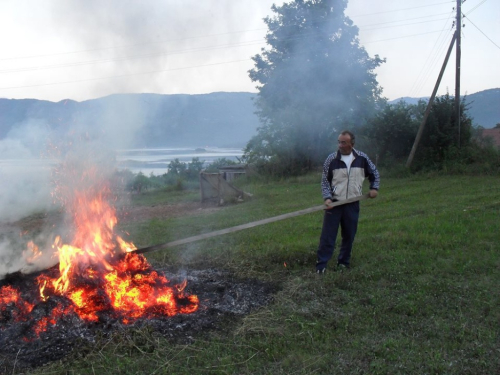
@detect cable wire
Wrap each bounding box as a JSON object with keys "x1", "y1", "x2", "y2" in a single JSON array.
[
  {"x1": 0, "y1": 1, "x2": 482, "y2": 94},
  {"x1": 463, "y1": 14, "x2": 500, "y2": 49},
  {"x1": 1, "y1": 1, "x2": 457, "y2": 63},
  {"x1": 0, "y1": 59, "x2": 252, "y2": 91},
  {"x1": 408, "y1": 10, "x2": 456, "y2": 97},
  {"x1": 0, "y1": 16, "x2": 457, "y2": 75}
]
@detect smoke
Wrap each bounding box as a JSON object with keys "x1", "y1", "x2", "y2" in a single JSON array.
[
  {"x1": 0, "y1": 233, "x2": 60, "y2": 279},
  {"x1": 0, "y1": 120, "x2": 55, "y2": 223},
  {"x1": 0, "y1": 112, "x2": 131, "y2": 278},
  {"x1": 36, "y1": 0, "x2": 279, "y2": 100}
]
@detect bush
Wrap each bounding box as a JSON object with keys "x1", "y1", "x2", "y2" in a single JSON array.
[
  {"x1": 121, "y1": 158, "x2": 207, "y2": 193},
  {"x1": 204, "y1": 158, "x2": 238, "y2": 172}
]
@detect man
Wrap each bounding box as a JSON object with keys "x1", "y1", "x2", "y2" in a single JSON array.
[{"x1": 316, "y1": 130, "x2": 379, "y2": 274}]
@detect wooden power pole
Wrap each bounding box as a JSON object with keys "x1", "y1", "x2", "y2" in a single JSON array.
[{"x1": 456, "y1": 0, "x2": 462, "y2": 148}]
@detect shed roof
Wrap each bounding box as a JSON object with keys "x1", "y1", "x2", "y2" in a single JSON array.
[{"x1": 218, "y1": 164, "x2": 247, "y2": 171}]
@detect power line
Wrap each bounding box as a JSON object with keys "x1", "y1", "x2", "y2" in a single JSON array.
[
  {"x1": 0, "y1": 59, "x2": 252, "y2": 91},
  {"x1": 0, "y1": 16, "x2": 456, "y2": 76},
  {"x1": 0, "y1": 27, "x2": 456, "y2": 92},
  {"x1": 348, "y1": 1, "x2": 454, "y2": 17},
  {"x1": 363, "y1": 29, "x2": 452, "y2": 45},
  {"x1": 0, "y1": 2, "x2": 456, "y2": 64},
  {"x1": 363, "y1": 16, "x2": 451, "y2": 31},
  {"x1": 0, "y1": 28, "x2": 267, "y2": 62},
  {"x1": 408, "y1": 10, "x2": 456, "y2": 97},
  {"x1": 0, "y1": 40, "x2": 264, "y2": 74},
  {"x1": 359, "y1": 12, "x2": 450, "y2": 28},
  {"x1": 0, "y1": 1, "x2": 471, "y2": 92},
  {"x1": 463, "y1": 14, "x2": 500, "y2": 49},
  {"x1": 461, "y1": 0, "x2": 499, "y2": 49},
  {"x1": 465, "y1": 0, "x2": 488, "y2": 15},
  {"x1": 405, "y1": 0, "x2": 498, "y2": 99}
]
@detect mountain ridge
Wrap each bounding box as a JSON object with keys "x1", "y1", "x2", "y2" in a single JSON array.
[
  {"x1": 389, "y1": 88, "x2": 499, "y2": 128},
  {"x1": 0, "y1": 88, "x2": 498, "y2": 152},
  {"x1": 0, "y1": 92, "x2": 260, "y2": 149}
]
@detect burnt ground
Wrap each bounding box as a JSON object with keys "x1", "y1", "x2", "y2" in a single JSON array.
[
  {"x1": 0, "y1": 202, "x2": 276, "y2": 372},
  {"x1": 0, "y1": 267, "x2": 276, "y2": 372}
]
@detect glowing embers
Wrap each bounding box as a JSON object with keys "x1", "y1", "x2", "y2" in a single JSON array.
[
  {"x1": 0, "y1": 285, "x2": 35, "y2": 322},
  {"x1": 0, "y1": 162, "x2": 198, "y2": 341},
  {"x1": 40, "y1": 252, "x2": 198, "y2": 323},
  {"x1": 1, "y1": 252, "x2": 199, "y2": 340}
]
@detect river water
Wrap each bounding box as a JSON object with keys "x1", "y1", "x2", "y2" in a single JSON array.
[
  {"x1": 0, "y1": 147, "x2": 244, "y2": 177},
  {"x1": 115, "y1": 147, "x2": 244, "y2": 176},
  {"x1": 0, "y1": 147, "x2": 244, "y2": 222}
]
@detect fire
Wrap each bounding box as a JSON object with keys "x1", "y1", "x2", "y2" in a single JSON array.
[
  {"x1": 0, "y1": 161, "x2": 198, "y2": 340},
  {"x1": 23, "y1": 241, "x2": 43, "y2": 263},
  {"x1": 0, "y1": 286, "x2": 35, "y2": 321}
]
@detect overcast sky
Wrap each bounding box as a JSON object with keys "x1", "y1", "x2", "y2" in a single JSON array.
[{"x1": 0, "y1": 0, "x2": 498, "y2": 102}]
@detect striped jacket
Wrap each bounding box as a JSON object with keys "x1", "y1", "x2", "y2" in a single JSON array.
[{"x1": 321, "y1": 149, "x2": 380, "y2": 201}]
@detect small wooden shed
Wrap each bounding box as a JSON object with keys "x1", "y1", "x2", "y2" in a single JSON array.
[
  {"x1": 199, "y1": 167, "x2": 251, "y2": 205},
  {"x1": 217, "y1": 164, "x2": 247, "y2": 182}
]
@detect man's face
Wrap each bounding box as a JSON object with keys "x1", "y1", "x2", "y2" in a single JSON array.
[{"x1": 338, "y1": 134, "x2": 353, "y2": 155}]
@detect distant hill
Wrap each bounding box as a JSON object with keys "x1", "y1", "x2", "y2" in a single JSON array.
[
  {"x1": 389, "y1": 88, "x2": 500, "y2": 129},
  {"x1": 1, "y1": 88, "x2": 498, "y2": 152},
  {"x1": 0, "y1": 92, "x2": 260, "y2": 149}
]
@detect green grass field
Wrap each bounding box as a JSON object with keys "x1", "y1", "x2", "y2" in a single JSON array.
[{"x1": 28, "y1": 173, "x2": 500, "y2": 374}]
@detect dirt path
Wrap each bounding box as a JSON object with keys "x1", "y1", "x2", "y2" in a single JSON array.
[{"x1": 117, "y1": 201, "x2": 220, "y2": 224}]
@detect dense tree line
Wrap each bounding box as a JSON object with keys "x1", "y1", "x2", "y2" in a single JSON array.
[{"x1": 362, "y1": 95, "x2": 500, "y2": 174}]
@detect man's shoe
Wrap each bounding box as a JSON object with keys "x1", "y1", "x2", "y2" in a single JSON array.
[
  {"x1": 316, "y1": 268, "x2": 326, "y2": 275},
  {"x1": 336, "y1": 263, "x2": 349, "y2": 272}
]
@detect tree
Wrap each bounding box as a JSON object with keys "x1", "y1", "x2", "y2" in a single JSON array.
[
  {"x1": 245, "y1": 0, "x2": 384, "y2": 174},
  {"x1": 362, "y1": 100, "x2": 423, "y2": 165},
  {"x1": 167, "y1": 158, "x2": 187, "y2": 175},
  {"x1": 204, "y1": 157, "x2": 238, "y2": 173},
  {"x1": 414, "y1": 94, "x2": 473, "y2": 169},
  {"x1": 186, "y1": 157, "x2": 205, "y2": 179},
  {"x1": 130, "y1": 172, "x2": 151, "y2": 193},
  {"x1": 362, "y1": 94, "x2": 476, "y2": 171}
]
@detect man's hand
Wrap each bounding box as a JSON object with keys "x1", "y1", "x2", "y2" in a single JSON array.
[
  {"x1": 369, "y1": 189, "x2": 378, "y2": 198},
  {"x1": 324, "y1": 198, "x2": 333, "y2": 209}
]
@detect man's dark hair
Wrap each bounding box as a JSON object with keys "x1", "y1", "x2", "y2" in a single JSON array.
[{"x1": 340, "y1": 130, "x2": 355, "y2": 145}]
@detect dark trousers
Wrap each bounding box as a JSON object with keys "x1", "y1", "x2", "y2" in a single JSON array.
[{"x1": 316, "y1": 202, "x2": 360, "y2": 270}]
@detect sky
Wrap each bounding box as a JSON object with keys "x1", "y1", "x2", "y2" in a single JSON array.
[{"x1": 0, "y1": 0, "x2": 498, "y2": 102}]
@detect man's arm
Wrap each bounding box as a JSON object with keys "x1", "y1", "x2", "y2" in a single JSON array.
[
  {"x1": 321, "y1": 153, "x2": 336, "y2": 202},
  {"x1": 359, "y1": 151, "x2": 380, "y2": 198}
]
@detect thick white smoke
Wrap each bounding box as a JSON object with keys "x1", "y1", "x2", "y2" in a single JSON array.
[
  {"x1": 0, "y1": 112, "x2": 134, "y2": 278},
  {"x1": 0, "y1": 120, "x2": 55, "y2": 223}
]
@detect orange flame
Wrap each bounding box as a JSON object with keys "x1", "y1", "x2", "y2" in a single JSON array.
[{"x1": 0, "y1": 162, "x2": 198, "y2": 339}]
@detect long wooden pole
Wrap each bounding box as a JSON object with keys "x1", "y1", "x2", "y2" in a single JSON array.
[
  {"x1": 2, "y1": 194, "x2": 370, "y2": 279},
  {"x1": 132, "y1": 194, "x2": 370, "y2": 255}
]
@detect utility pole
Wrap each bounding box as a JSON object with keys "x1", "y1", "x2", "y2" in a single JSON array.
[{"x1": 455, "y1": 0, "x2": 462, "y2": 148}]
